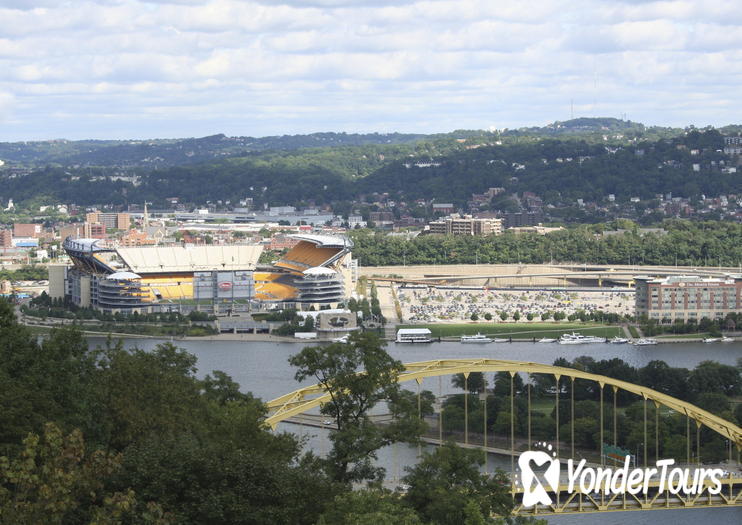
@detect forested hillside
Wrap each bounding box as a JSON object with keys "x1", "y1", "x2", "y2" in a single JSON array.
[
  {"x1": 1, "y1": 122, "x2": 739, "y2": 210},
  {"x1": 0, "y1": 132, "x2": 428, "y2": 168},
  {"x1": 0, "y1": 118, "x2": 683, "y2": 168}
]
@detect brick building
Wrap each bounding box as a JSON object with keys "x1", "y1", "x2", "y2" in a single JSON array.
[
  {"x1": 86, "y1": 212, "x2": 130, "y2": 230},
  {"x1": 635, "y1": 275, "x2": 742, "y2": 322},
  {"x1": 0, "y1": 230, "x2": 11, "y2": 248},
  {"x1": 13, "y1": 223, "x2": 42, "y2": 238}
]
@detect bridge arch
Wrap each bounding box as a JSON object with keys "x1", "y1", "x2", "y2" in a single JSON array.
[{"x1": 266, "y1": 358, "x2": 742, "y2": 449}]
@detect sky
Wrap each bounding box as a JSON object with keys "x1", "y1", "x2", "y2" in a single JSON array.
[{"x1": 1, "y1": 0, "x2": 741, "y2": 140}]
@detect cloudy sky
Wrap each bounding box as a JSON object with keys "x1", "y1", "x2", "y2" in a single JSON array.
[{"x1": 1, "y1": 0, "x2": 740, "y2": 140}]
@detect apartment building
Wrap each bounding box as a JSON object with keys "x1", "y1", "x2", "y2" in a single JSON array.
[{"x1": 428, "y1": 214, "x2": 503, "y2": 236}]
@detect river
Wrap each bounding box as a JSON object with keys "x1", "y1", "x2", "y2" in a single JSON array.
[{"x1": 87, "y1": 336, "x2": 742, "y2": 524}]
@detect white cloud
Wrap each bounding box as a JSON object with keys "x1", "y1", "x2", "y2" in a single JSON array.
[{"x1": 0, "y1": 0, "x2": 740, "y2": 140}]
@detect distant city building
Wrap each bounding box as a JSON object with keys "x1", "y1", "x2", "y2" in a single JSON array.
[
  {"x1": 504, "y1": 211, "x2": 543, "y2": 228},
  {"x1": 432, "y1": 203, "x2": 455, "y2": 215},
  {"x1": 59, "y1": 223, "x2": 86, "y2": 240},
  {"x1": 369, "y1": 211, "x2": 394, "y2": 225},
  {"x1": 86, "y1": 223, "x2": 106, "y2": 239},
  {"x1": 347, "y1": 215, "x2": 366, "y2": 228},
  {"x1": 507, "y1": 225, "x2": 564, "y2": 235},
  {"x1": 13, "y1": 223, "x2": 41, "y2": 238},
  {"x1": 428, "y1": 214, "x2": 503, "y2": 236},
  {"x1": 86, "y1": 212, "x2": 130, "y2": 230},
  {"x1": 119, "y1": 229, "x2": 156, "y2": 247},
  {"x1": 635, "y1": 275, "x2": 742, "y2": 322},
  {"x1": 269, "y1": 234, "x2": 301, "y2": 251},
  {"x1": 723, "y1": 136, "x2": 742, "y2": 155},
  {"x1": 469, "y1": 187, "x2": 505, "y2": 208},
  {"x1": 0, "y1": 229, "x2": 11, "y2": 249}
]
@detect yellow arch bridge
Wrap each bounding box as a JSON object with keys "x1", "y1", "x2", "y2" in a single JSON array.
[{"x1": 266, "y1": 358, "x2": 742, "y2": 516}]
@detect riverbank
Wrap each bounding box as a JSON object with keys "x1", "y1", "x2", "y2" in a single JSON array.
[
  {"x1": 36, "y1": 323, "x2": 737, "y2": 345},
  {"x1": 398, "y1": 322, "x2": 623, "y2": 339},
  {"x1": 29, "y1": 324, "x2": 304, "y2": 343}
]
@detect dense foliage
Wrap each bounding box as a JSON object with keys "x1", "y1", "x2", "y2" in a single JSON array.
[
  {"x1": 0, "y1": 266, "x2": 48, "y2": 282},
  {"x1": 2, "y1": 124, "x2": 738, "y2": 210},
  {"x1": 351, "y1": 220, "x2": 742, "y2": 267},
  {"x1": 1, "y1": 300, "x2": 546, "y2": 524},
  {"x1": 0, "y1": 298, "x2": 340, "y2": 523}
]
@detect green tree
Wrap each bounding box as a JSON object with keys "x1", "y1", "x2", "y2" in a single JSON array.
[
  {"x1": 688, "y1": 361, "x2": 741, "y2": 398},
  {"x1": 91, "y1": 342, "x2": 205, "y2": 451},
  {"x1": 317, "y1": 489, "x2": 422, "y2": 525},
  {"x1": 402, "y1": 443, "x2": 514, "y2": 525},
  {"x1": 0, "y1": 423, "x2": 170, "y2": 525},
  {"x1": 289, "y1": 332, "x2": 425, "y2": 484}
]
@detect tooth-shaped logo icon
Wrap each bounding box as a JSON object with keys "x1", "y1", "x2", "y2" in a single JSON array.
[{"x1": 518, "y1": 449, "x2": 560, "y2": 507}]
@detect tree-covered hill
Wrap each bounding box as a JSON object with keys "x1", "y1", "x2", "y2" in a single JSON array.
[
  {"x1": 0, "y1": 117, "x2": 691, "y2": 169},
  {"x1": 358, "y1": 129, "x2": 735, "y2": 205},
  {"x1": 0, "y1": 123, "x2": 739, "y2": 209},
  {"x1": 0, "y1": 132, "x2": 429, "y2": 168}
]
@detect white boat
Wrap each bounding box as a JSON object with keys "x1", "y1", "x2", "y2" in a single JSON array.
[
  {"x1": 721, "y1": 336, "x2": 735, "y2": 342},
  {"x1": 396, "y1": 328, "x2": 433, "y2": 343},
  {"x1": 461, "y1": 333, "x2": 492, "y2": 344},
  {"x1": 492, "y1": 338, "x2": 509, "y2": 343},
  {"x1": 609, "y1": 336, "x2": 629, "y2": 344},
  {"x1": 332, "y1": 334, "x2": 350, "y2": 343},
  {"x1": 703, "y1": 337, "x2": 720, "y2": 343},
  {"x1": 633, "y1": 338, "x2": 658, "y2": 346},
  {"x1": 537, "y1": 337, "x2": 557, "y2": 343},
  {"x1": 558, "y1": 332, "x2": 606, "y2": 345}
]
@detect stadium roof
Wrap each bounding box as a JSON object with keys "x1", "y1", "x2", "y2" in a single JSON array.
[
  {"x1": 116, "y1": 245, "x2": 263, "y2": 274},
  {"x1": 289, "y1": 234, "x2": 353, "y2": 249}
]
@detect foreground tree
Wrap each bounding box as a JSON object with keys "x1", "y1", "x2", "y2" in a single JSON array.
[
  {"x1": 403, "y1": 443, "x2": 542, "y2": 525},
  {"x1": 289, "y1": 332, "x2": 428, "y2": 484},
  {"x1": 317, "y1": 489, "x2": 422, "y2": 525},
  {"x1": 0, "y1": 423, "x2": 170, "y2": 524}
]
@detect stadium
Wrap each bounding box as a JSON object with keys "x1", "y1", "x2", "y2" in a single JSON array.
[{"x1": 51, "y1": 234, "x2": 355, "y2": 314}]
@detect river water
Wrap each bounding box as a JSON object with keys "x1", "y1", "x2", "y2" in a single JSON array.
[{"x1": 88, "y1": 336, "x2": 742, "y2": 524}]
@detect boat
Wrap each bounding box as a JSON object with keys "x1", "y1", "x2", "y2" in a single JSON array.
[
  {"x1": 558, "y1": 332, "x2": 607, "y2": 345},
  {"x1": 609, "y1": 336, "x2": 629, "y2": 344},
  {"x1": 396, "y1": 328, "x2": 433, "y2": 343},
  {"x1": 537, "y1": 337, "x2": 557, "y2": 343},
  {"x1": 331, "y1": 334, "x2": 350, "y2": 343},
  {"x1": 492, "y1": 338, "x2": 509, "y2": 343},
  {"x1": 721, "y1": 336, "x2": 735, "y2": 342},
  {"x1": 633, "y1": 338, "x2": 658, "y2": 346},
  {"x1": 461, "y1": 333, "x2": 492, "y2": 344},
  {"x1": 703, "y1": 337, "x2": 720, "y2": 343}
]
